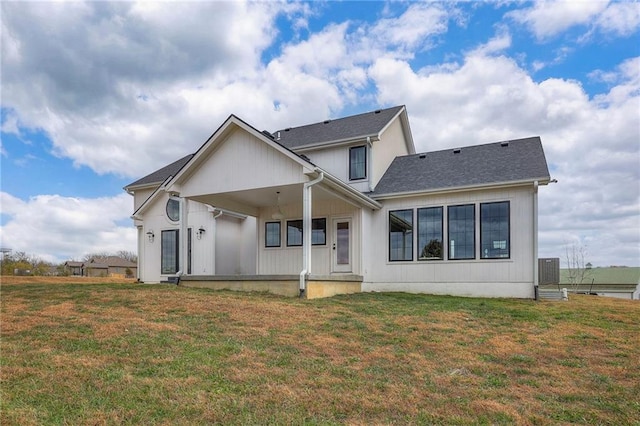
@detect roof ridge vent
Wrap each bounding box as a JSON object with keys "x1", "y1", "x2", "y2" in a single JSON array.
[
  {"x1": 501, "y1": 141, "x2": 509, "y2": 147},
  {"x1": 285, "y1": 127, "x2": 291, "y2": 131},
  {"x1": 323, "y1": 120, "x2": 331, "y2": 124},
  {"x1": 419, "y1": 153, "x2": 426, "y2": 159},
  {"x1": 453, "y1": 148, "x2": 461, "y2": 154},
  {"x1": 374, "y1": 109, "x2": 381, "y2": 114}
]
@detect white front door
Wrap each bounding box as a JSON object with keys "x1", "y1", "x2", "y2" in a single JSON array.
[{"x1": 332, "y1": 218, "x2": 352, "y2": 273}]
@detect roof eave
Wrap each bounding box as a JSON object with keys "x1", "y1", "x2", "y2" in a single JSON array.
[
  {"x1": 123, "y1": 181, "x2": 162, "y2": 193},
  {"x1": 372, "y1": 177, "x2": 551, "y2": 200},
  {"x1": 292, "y1": 134, "x2": 381, "y2": 152},
  {"x1": 317, "y1": 168, "x2": 382, "y2": 210}
]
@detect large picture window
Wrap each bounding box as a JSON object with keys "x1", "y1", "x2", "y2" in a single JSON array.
[
  {"x1": 418, "y1": 207, "x2": 443, "y2": 260},
  {"x1": 287, "y1": 220, "x2": 303, "y2": 246},
  {"x1": 265, "y1": 222, "x2": 281, "y2": 247},
  {"x1": 481, "y1": 201, "x2": 510, "y2": 259},
  {"x1": 161, "y1": 229, "x2": 179, "y2": 274},
  {"x1": 448, "y1": 205, "x2": 475, "y2": 260},
  {"x1": 349, "y1": 146, "x2": 366, "y2": 180},
  {"x1": 389, "y1": 209, "x2": 413, "y2": 261}
]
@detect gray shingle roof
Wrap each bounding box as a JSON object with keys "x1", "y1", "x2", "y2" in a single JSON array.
[
  {"x1": 125, "y1": 154, "x2": 194, "y2": 189},
  {"x1": 372, "y1": 137, "x2": 550, "y2": 196},
  {"x1": 273, "y1": 106, "x2": 404, "y2": 149}
]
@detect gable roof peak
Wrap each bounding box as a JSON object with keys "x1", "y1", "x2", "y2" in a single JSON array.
[{"x1": 273, "y1": 105, "x2": 406, "y2": 149}]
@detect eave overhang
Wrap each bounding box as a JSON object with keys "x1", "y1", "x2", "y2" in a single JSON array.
[{"x1": 371, "y1": 177, "x2": 551, "y2": 201}]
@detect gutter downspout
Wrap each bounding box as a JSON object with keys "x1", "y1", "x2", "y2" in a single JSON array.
[
  {"x1": 533, "y1": 181, "x2": 539, "y2": 300},
  {"x1": 300, "y1": 171, "x2": 324, "y2": 297},
  {"x1": 366, "y1": 136, "x2": 373, "y2": 192}
]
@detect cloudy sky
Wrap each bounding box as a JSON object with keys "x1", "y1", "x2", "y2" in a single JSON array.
[{"x1": 1, "y1": 1, "x2": 639, "y2": 267}]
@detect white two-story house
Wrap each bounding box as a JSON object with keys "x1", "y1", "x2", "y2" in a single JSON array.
[{"x1": 125, "y1": 106, "x2": 552, "y2": 299}]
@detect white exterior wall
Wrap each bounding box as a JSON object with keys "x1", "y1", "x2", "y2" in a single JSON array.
[
  {"x1": 186, "y1": 201, "x2": 215, "y2": 276},
  {"x1": 302, "y1": 144, "x2": 370, "y2": 193},
  {"x1": 215, "y1": 215, "x2": 257, "y2": 275},
  {"x1": 179, "y1": 129, "x2": 307, "y2": 198},
  {"x1": 133, "y1": 188, "x2": 155, "y2": 212},
  {"x1": 257, "y1": 196, "x2": 361, "y2": 275},
  {"x1": 362, "y1": 185, "x2": 537, "y2": 298},
  {"x1": 372, "y1": 118, "x2": 410, "y2": 188},
  {"x1": 296, "y1": 116, "x2": 409, "y2": 193},
  {"x1": 136, "y1": 193, "x2": 255, "y2": 282}
]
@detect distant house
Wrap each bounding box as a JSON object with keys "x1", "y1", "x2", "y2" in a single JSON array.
[
  {"x1": 64, "y1": 261, "x2": 84, "y2": 276},
  {"x1": 125, "y1": 106, "x2": 552, "y2": 299},
  {"x1": 85, "y1": 256, "x2": 137, "y2": 278},
  {"x1": 63, "y1": 257, "x2": 137, "y2": 278},
  {"x1": 559, "y1": 267, "x2": 640, "y2": 300}
]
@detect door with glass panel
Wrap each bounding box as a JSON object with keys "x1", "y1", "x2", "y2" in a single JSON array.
[{"x1": 332, "y1": 218, "x2": 352, "y2": 273}]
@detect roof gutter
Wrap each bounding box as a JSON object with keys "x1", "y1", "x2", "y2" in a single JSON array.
[
  {"x1": 371, "y1": 177, "x2": 552, "y2": 200},
  {"x1": 293, "y1": 134, "x2": 381, "y2": 152},
  {"x1": 319, "y1": 169, "x2": 382, "y2": 210}
]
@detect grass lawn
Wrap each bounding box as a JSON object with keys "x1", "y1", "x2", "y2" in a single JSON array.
[{"x1": 2, "y1": 279, "x2": 639, "y2": 425}]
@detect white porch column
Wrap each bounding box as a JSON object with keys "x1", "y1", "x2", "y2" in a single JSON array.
[{"x1": 300, "y1": 172, "x2": 324, "y2": 295}]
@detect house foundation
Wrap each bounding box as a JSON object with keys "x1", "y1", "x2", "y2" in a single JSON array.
[{"x1": 180, "y1": 274, "x2": 362, "y2": 299}]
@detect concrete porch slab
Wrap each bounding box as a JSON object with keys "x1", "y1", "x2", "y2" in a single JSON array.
[{"x1": 180, "y1": 274, "x2": 363, "y2": 299}]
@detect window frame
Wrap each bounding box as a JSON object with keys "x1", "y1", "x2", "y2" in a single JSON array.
[
  {"x1": 166, "y1": 199, "x2": 180, "y2": 222},
  {"x1": 389, "y1": 209, "x2": 414, "y2": 262},
  {"x1": 447, "y1": 204, "x2": 476, "y2": 260},
  {"x1": 161, "y1": 229, "x2": 180, "y2": 275},
  {"x1": 480, "y1": 201, "x2": 511, "y2": 259},
  {"x1": 312, "y1": 218, "x2": 327, "y2": 246},
  {"x1": 286, "y1": 219, "x2": 303, "y2": 247},
  {"x1": 417, "y1": 206, "x2": 444, "y2": 261},
  {"x1": 265, "y1": 221, "x2": 281, "y2": 248},
  {"x1": 284, "y1": 218, "x2": 327, "y2": 247},
  {"x1": 349, "y1": 145, "x2": 367, "y2": 181}
]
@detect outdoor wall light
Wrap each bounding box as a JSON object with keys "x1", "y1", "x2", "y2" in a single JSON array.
[
  {"x1": 146, "y1": 230, "x2": 155, "y2": 242},
  {"x1": 197, "y1": 226, "x2": 206, "y2": 240}
]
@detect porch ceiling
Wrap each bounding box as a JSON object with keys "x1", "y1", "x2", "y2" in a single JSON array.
[{"x1": 188, "y1": 183, "x2": 340, "y2": 217}]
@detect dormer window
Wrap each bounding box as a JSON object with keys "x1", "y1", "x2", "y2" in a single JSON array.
[{"x1": 349, "y1": 145, "x2": 367, "y2": 180}]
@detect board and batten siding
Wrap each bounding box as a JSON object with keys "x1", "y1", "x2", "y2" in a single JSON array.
[
  {"x1": 133, "y1": 188, "x2": 155, "y2": 212},
  {"x1": 257, "y1": 196, "x2": 361, "y2": 276},
  {"x1": 371, "y1": 117, "x2": 410, "y2": 188},
  {"x1": 178, "y1": 129, "x2": 308, "y2": 198},
  {"x1": 362, "y1": 185, "x2": 537, "y2": 298}
]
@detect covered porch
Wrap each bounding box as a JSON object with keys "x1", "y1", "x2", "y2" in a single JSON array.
[{"x1": 161, "y1": 115, "x2": 380, "y2": 297}]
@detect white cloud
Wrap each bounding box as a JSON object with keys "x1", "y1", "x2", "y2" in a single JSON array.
[
  {"x1": 595, "y1": 1, "x2": 640, "y2": 36},
  {"x1": 370, "y1": 2, "x2": 450, "y2": 53},
  {"x1": 506, "y1": 0, "x2": 610, "y2": 40},
  {"x1": 507, "y1": 0, "x2": 640, "y2": 41},
  {"x1": 0, "y1": 192, "x2": 136, "y2": 262}
]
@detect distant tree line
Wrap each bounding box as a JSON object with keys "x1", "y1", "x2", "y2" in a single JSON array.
[{"x1": 0, "y1": 250, "x2": 137, "y2": 276}]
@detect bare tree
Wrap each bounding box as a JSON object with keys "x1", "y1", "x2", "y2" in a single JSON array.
[
  {"x1": 116, "y1": 250, "x2": 138, "y2": 263},
  {"x1": 564, "y1": 242, "x2": 591, "y2": 291},
  {"x1": 82, "y1": 251, "x2": 137, "y2": 263}
]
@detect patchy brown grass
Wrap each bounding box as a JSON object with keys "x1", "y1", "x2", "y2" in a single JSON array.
[
  {"x1": 1, "y1": 275, "x2": 136, "y2": 285},
  {"x1": 1, "y1": 283, "x2": 639, "y2": 425}
]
